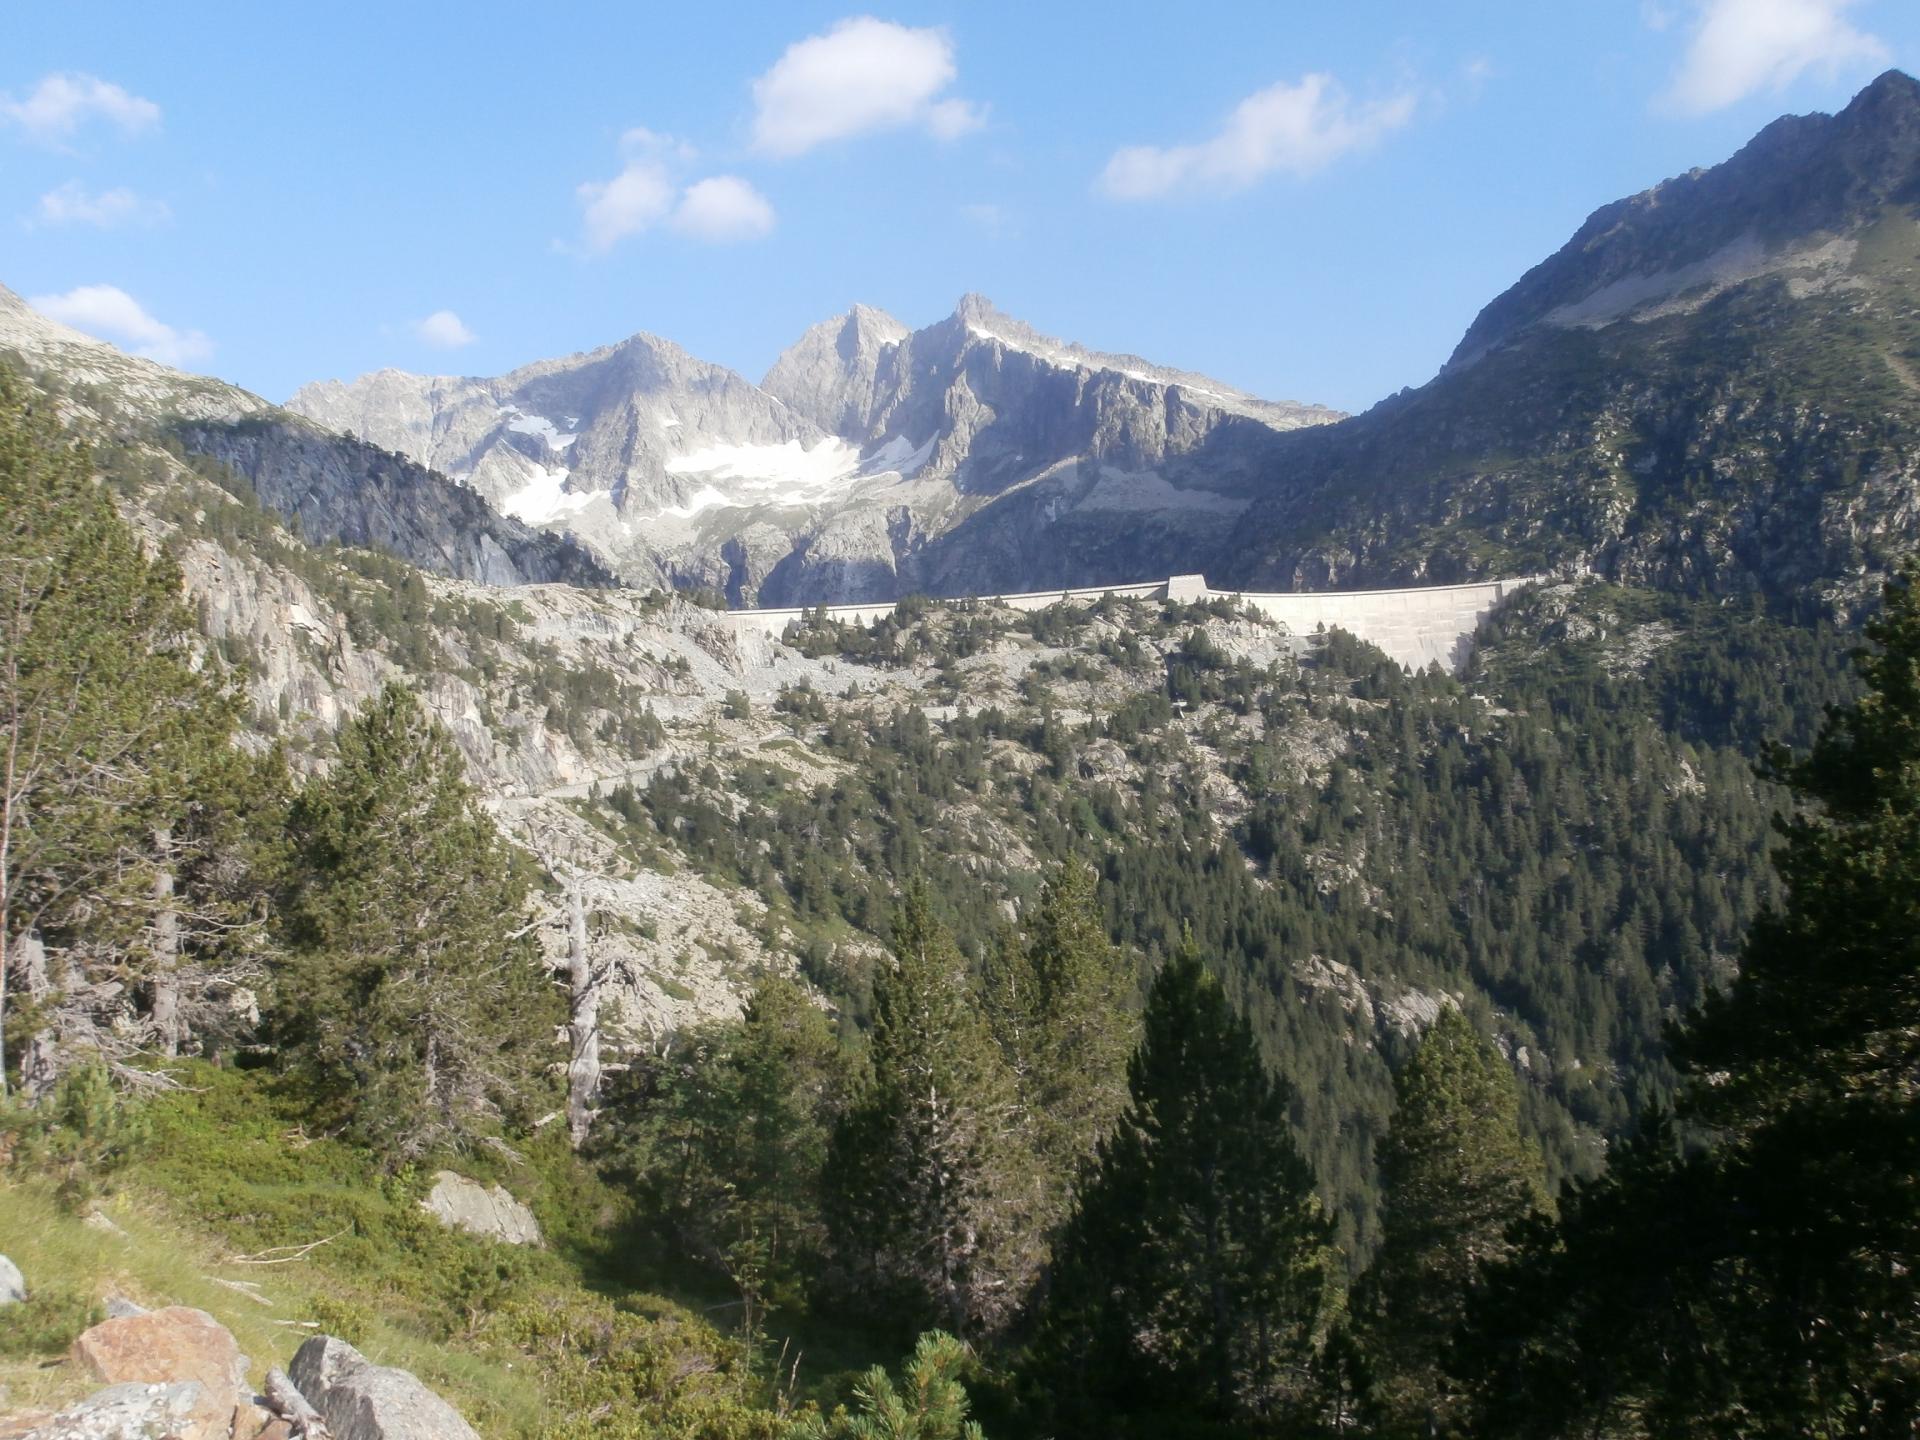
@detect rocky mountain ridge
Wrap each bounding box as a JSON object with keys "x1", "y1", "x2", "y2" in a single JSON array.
[
  {"x1": 1222, "y1": 68, "x2": 1920, "y2": 614},
  {"x1": 1451, "y1": 68, "x2": 1920, "y2": 368},
  {"x1": 287, "y1": 295, "x2": 1341, "y2": 605}
]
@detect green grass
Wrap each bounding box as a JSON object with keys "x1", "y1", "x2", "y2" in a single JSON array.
[{"x1": 0, "y1": 1064, "x2": 800, "y2": 1438}]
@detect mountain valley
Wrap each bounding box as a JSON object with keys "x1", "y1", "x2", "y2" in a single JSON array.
[{"x1": 4, "y1": 62, "x2": 1920, "y2": 1440}]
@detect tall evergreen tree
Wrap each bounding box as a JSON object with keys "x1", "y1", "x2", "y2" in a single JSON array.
[
  {"x1": 610, "y1": 970, "x2": 851, "y2": 1316},
  {"x1": 1461, "y1": 563, "x2": 1920, "y2": 1437},
  {"x1": 983, "y1": 862, "x2": 1137, "y2": 1230},
  {"x1": 279, "y1": 683, "x2": 557, "y2": 1160},
  {"x1": 1358, "y1": 1005, "x2": 1545, "y2": 1436},
  {"x1": 0, "y1": 366, "x2": 255, "y2": 1096},
  {"x1": 829, "y1": 883, "x2": 1039, "y2": 1336},
  {"x1": 1030, "y1": 945, "x2": 1331, "y2": 1436}
]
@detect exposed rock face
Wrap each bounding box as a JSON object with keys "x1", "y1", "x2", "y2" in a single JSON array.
[
  {"x1": 69, "y1": 1308, "x2": 255, "y2": 1440},
  {"x1": 761, "y1": 303, "x2": 909, "y2": 435},
  {"x1": 19, "y1": 1382, "x2": 206, "y2": 1440},
  {"x1": 420, "y1": 1172, "x2": 542, "y2": 1246},
  {"x1": 287, "y1": 295, "x2": 1342, "y2": 605},
  {"x1": 175, "y1": 417, "x2": 611, "y2": 589},
  {"x1": 0, "y1": 286, "x2": 609, "y2": 593},
  {"x1": 288, "y1": 1336, "x2": 480, "y2": 1440},
  {"x1": 0, "y1": 1255, "x2": 23, "y2": 1305}
]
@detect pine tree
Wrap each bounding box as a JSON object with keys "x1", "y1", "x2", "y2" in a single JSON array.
[
  {"x1": 1663, "y1": 560, "x2": 1920, "y2": 1429},
  {"x1": 0, "y1": 366, "x2": 254, "y2": 1096},
  {"x1": 1459, "y1": 566, "x2": 1920, "y2": 1437},
  {"x1": 278, "y1": 683, "x2": 557, "y2": 1160},
  {"x1": 611, "y1": 970, "x2": 850, "y2": 1316},
  {"x1": 1359, "y1": 1005, "x2": 1545, "y2": 1436},
  {"x1": 1031, "y1": 945, "x2": 1331, "y2": 1436},
  {"x1": 983, "y1": 862, "x2": 1137, "y2": 1230},
  {"x1": 793, "y1": 1331, "x2": 986, "y2": 1440},
  {"x1": 829, "y1": 883, "x2": 1039, "y2": 1336}
]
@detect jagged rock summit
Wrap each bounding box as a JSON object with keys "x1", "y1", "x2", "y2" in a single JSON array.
[{"x1": 288, "y1": 296, "x2": 1344, "y2": 605}]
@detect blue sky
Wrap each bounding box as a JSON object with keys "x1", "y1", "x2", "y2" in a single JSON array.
[{"x1": 2, "y1": 1, "x2": 1914, "y2": 415}]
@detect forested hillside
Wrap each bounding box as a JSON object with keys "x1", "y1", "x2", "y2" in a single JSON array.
[{"x1": 6, "y1": 336, "x2": 1903, "y2": 1436}]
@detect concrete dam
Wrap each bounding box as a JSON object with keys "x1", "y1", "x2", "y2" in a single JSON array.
[{"x1": 726, "y1": 574, "x2": 1539, "y2": 674}]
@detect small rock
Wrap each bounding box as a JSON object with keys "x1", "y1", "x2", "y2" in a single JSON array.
[
  {"x1": 103, "y1": 1297, "x2": 146, "y2": 1320},
  {"x1": 420, "y1": 1171, "x2": 541, "y2": 1246},
  {"x1": 288, "y1": 1335, "x2": 480, "y2": 1440},
  {"x1": 70, "y1": 1308, "x2": 252, "y2": 1440},
  {"x1": 20, "y1": 1381, "x2": 205, "y2": 1440},
  {"x1": 0, "y1": 1255, "x2": 24, "y2": 1306}
]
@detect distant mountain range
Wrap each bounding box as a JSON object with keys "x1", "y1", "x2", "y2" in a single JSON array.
[
  {"x1": 5, "y1": 70, "x2": 1918, "y2": 616},
  {"x1": 286, "y1": 294, "x2": 1338, "y2": 605}
]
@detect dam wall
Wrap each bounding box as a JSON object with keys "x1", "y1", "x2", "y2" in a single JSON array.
[{"x1": 725, "y1": 574, "x2": 1536, "y2": 674}]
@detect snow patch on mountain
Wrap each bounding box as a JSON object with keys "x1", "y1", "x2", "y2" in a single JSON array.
[
  {"x1": 499, "y1": 456, "x2": 594, "y2": 525},
  {"x1": 501, "y1": 407, "x2": 580, "y2": 450}
]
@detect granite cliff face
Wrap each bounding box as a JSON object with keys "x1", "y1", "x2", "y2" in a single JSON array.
[
  {"x1": 0, "y1": 285, "x2": 609, "y2": 590},
  {"x1": 288, "y1": 296, "x2": 1342, "y2": 605}
]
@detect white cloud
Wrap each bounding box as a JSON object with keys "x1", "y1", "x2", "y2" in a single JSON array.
[
  {"x1": 671, "y1": 176, "x2": 776, "y2": 242},
  {"x1": 575, "y1": 130, "x2": 777, "y2": 251},
  {"x1": 29, "y1": 284, "x2": 211, "y2": 368},
  {"x1": 1659, "y1": 0, "x2": 1888, "y2": 114},
  {"x1": 414, "y1": 309, "x2": 476, "y2": 348},
  {"x1": 1098, "y1": 74, "x2": 1416, "y2": 201},
  {"x1": 577, "y1": 156, "x2": 677, "y2": 252},
  {"x1": 33, "y1": 180, "x2": 169, "y2": 228},
  {"x1": 1, "y1": 72, "x2": 160, "y2": 144},
  {"x1": 750, "y1": 17, "x2": 985, "y2": 156}
]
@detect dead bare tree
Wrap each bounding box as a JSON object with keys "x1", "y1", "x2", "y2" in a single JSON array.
[{"x1": 519, "y1": 818, "x2": 636, "y2": 1148}]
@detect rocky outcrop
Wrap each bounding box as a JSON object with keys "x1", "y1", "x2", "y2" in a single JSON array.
[
  {"x1": 420, "y1": 1172, "x2": 542, "y2": 1246},
  {"x1": 10, "y1": 1315, "x2": 479, "y2": 1440},
  {"x1": 174, "y1": 416, "x2": 612, "y2": 589},
  {"x1": 69, "y1": 1307, "x2": 259, "y2": 1440},
  {"x1": 287, "y1": 1336, "x2": 480, "y2": 1440},
  {"x1": 18, "y1": 1382, "x2": 206, "y2": 1440}
]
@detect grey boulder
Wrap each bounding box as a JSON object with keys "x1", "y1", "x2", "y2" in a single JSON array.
[
  {"x1": 22, "y1": 1382, "x2": 204, "y2": 1440},
  {"x1": 287, "y1": 1336, "x2": 479, "y2": 1440},
  {"x1": 420, "y1": 1171, "x2": 541, "y2": 1246},
  {"x1": 0, "y1": 1254, "x2": 23, "y2": 1305}
]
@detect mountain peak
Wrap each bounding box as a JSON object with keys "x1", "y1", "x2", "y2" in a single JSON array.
[
  {"x1": 1850, "y1": 66, "x2": 1920, "y2": 119},
  {"x1": 951, "y1": 292, "x2": 999, "y2": 325},
  {"x1": 1449, "y1": 68, "x2": 1920, "y2": 368},
  {"x1": 761, "y1": 304, "x2": 909, "y2": 436}
]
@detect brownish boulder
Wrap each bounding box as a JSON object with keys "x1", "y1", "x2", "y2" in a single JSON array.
[{"x1": 69, "y1": 1307, "x2": 253, "y2": 1440}]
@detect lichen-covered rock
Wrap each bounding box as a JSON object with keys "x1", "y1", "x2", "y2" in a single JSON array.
[
  {"x1": 288, "y1": 1336, "x2": 480, "y2": 1440},
  {"x1": 20, "y1": 1382, "x2": 204, "y2": 1440},
  {"x1": 69, "y1": 1307, "x2": 252, "y2": 1440},
  {"x1": 0, "y1": 1255, "x2": 24, "y2": 1306},
  {"x1": 420, "y1": 1172, "x2": 541, "y2": 1246}
]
